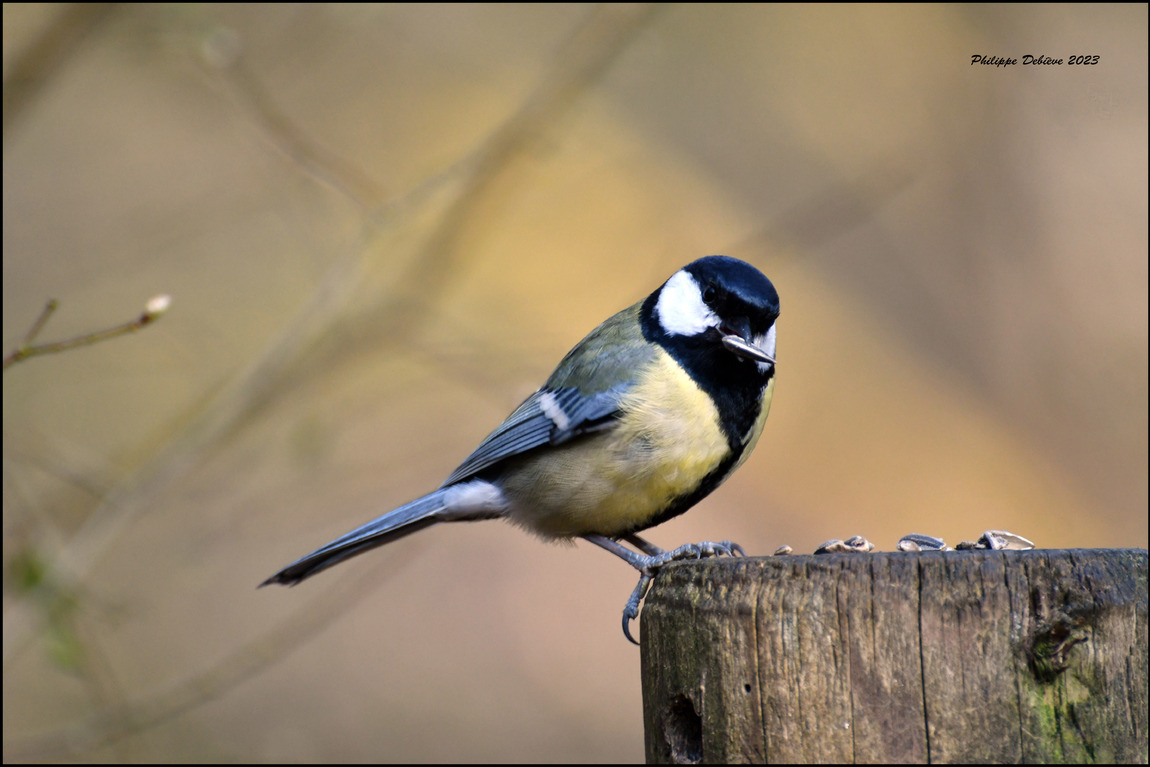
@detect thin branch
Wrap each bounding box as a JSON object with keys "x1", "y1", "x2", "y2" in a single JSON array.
[
  {"x1": 19, "y1": 297, "x2": 58, "y2": 345},
  {"x1": 3, "y1": 295, "x2": 171, "y2": 371}
]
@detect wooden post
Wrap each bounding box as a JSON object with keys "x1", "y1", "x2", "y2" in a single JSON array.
[{"x1": 640, "y1": 549, "x2": 1147, "y2": 764}]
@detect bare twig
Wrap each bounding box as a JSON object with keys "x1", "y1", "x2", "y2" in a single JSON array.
[
  {"x1": 19, "y1": 297, "x2": 58, "y2": 344},
  {"x1": 3, "y1": 295, "x2": 171, "y2": 371}
]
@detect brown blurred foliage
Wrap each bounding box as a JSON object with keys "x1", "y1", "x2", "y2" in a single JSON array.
[{"x1": 3, "y1": 4, "x2": 1146, "y2": 762}]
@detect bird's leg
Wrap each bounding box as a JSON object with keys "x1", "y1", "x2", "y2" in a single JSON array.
[
  {"x1": 622, "y1": 533, "x2": 665, "y2": 557},
  {"x1": 583, "y1": 534, "x2": 746, "y2": 644}
]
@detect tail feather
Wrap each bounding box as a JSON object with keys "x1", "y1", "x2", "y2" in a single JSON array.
[{"x1": 261, "y1": 490, "x2": 452, "y2": 587}]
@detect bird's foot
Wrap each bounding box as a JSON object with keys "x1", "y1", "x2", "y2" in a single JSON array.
[
  {"x1": 621, "y1": 572, "x2": 653, "y2": 645},
  {"x1": 620, "y1": 540, "x2": 745, "y2": 645}
]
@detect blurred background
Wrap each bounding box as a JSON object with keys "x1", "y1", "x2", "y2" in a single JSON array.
[{"x1": 3, "y1": 4, "x2": 1146, "y2": 762}]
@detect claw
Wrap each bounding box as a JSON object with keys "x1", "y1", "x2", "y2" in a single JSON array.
[
  {"x1": 616, "y1": 539, "x2": 744, "y2": 645},
  {"x1": 622, "y1": 572, "x2": 653, "y2": 645},
  {"x1": 656, "y1": 539, "x2": 744, "y2": 566}
]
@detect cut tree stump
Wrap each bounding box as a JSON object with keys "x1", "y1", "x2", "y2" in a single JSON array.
[{"x1": 640, "y1": 548, "x2": 1147, "y2": 763}]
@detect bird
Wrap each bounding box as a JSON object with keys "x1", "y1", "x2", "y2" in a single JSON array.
[{"x1": 261, "y1": 255, "x2": 779, "y2": 643}]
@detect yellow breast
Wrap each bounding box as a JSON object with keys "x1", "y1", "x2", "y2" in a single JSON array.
[{"x1": 500, "y1": 352, "x2": 734, "y2": 538}]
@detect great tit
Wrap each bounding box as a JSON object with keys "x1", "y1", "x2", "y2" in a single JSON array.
[{"x1": 262, "y1": 255, "x2": 779, "y2": 643}]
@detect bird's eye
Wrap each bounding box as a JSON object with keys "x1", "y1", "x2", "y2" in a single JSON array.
[{"x1": 702, "y1": 285, "x2": 717, "y2": 304}]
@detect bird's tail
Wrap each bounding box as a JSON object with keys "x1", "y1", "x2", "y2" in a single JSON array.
[{"x1": 260, "y1": 482, "x2": 502, "y2": 587}]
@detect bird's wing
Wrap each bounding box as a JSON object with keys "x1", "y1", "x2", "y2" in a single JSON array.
[
  {"x1": 442, "y1": 303, "x2": 655, "y2": 487},
  {"x1": 441, "y1": 384, "x2": 627, "y2": 486}
]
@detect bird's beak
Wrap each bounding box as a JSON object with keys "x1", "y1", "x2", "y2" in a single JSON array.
[
  {"x1": 720, "y1": 318, "x2": 777, "y2": 366},
  {"x1": 721, "y1": 333, "x2": 776, "y2": 365}
]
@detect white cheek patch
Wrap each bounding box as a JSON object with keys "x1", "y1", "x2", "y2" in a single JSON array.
[
  {"x1": 656, "y1": 271, "x2": 718, "y2": 336},
  {"x1": 755, "y1": 323, "x2": 777, "y2": 374}
]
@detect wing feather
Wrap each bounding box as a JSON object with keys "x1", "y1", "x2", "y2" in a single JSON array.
[
  {"x1": 442, "y1": 385, "x2": 625, "y2": 485},
  {"x1": 442, "y1": 303, "x2": 656, "y2": 487}
]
